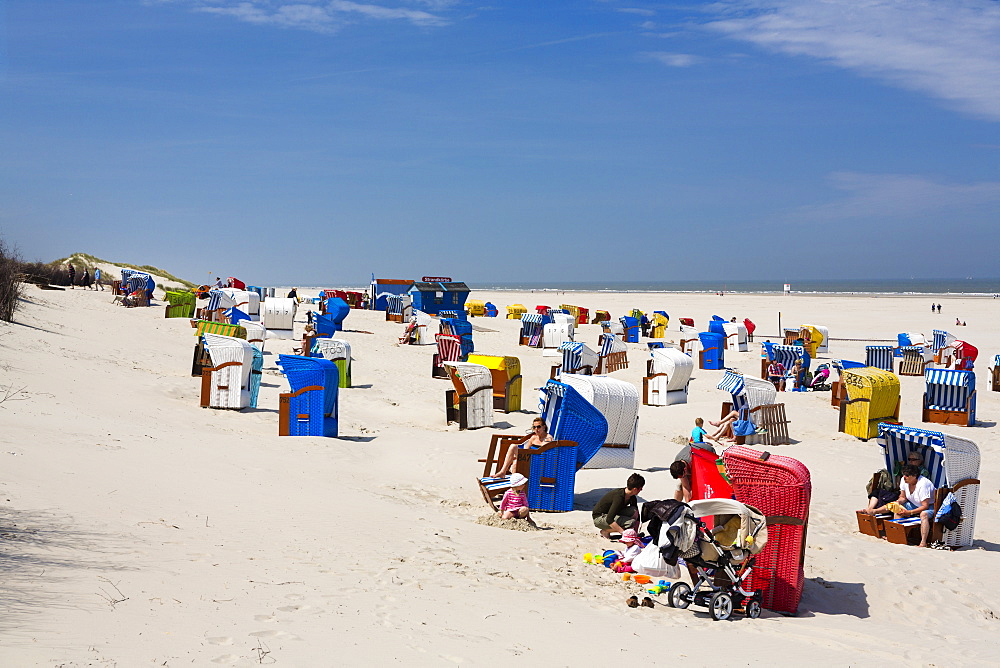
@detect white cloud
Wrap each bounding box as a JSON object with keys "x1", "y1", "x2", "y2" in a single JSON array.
[
  {"x1": 642, "y1": 51, "x2": 701, "y2": 67},
  {"x1": 705, "y1": 0, "x2": 1000, "y2": 121},
  {"x1": 796, "y1": 172, "x2": 1000, "y2": 221},
  {"x1": 617, "y1": 7, "x2": 655, "y2": 17},
  {"x1": 174, "y1": 0, "x2": 454, "y2": 31}
]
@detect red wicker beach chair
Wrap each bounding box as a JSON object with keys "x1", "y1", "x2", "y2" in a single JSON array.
[{"x1": 722, "y1": 446, "x2": 811, "y2": 615}]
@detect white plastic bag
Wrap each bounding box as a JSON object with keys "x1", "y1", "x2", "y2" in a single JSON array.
[{"x1": 631, "y1": 541, "x2": 681, "y2": 579}]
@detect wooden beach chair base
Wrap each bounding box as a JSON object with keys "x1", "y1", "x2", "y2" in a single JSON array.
[{"x1": 856, "y1": 511, "x2": 887, "y2": 538}]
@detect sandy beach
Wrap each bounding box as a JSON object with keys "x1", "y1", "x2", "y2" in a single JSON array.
[{"x1": 1, "y1": 284, "x2": 998, "y2": 666}]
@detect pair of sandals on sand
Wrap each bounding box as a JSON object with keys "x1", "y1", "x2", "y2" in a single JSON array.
[{"x1": 626, "y1": 595, "x2": 655, "y2": 608}]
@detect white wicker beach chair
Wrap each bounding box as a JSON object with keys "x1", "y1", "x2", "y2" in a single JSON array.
[
  {"x1": 542, "y1": 322, "x2": 574, "y2": 357},
  {"x1": 878, "y1": 424, "x2": 981, "y2": 548},
  {"x1": 720, "y1": 322, "x2": 749, "y2": 352},
  {"x1": 200, "y1": 333, "x2": 254, "y2": 409},
  {"x1": 262, "y1": 297, "x2": 297, "y2": 338},
  {"x1": 643, "y1": 347, "x2": 694, "y2": 406},
  {"x1": 553, "y1": 374, "x2": 639, "y2": 469},
  {"x1": 313, "y1": 338, "x2": 352, "y2": 387},
  {"x1": 413, "y1": 310, "x2": 435, "y2": 345},
  {"x1": 241, "y1": 321, "x2": 267, "y2": 351},
  {"x1": 443, "y1": 361, "x2": 495, "y2": 430}
]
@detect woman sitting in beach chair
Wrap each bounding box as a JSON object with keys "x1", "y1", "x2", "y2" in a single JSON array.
[{"x1": 858, "y1": 464, "x2": 935, "y2": 547}]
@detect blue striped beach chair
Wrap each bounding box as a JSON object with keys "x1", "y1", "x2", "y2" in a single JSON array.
[
  {"x1": 596, "y1": 333, "x2": 628, "y2": 374},
  {"x1": 922, "y1": 369, "x2": 976, "y2": 427},
  {"x1": 933, "y1": 329, "x2": 955, "y2": 366},
  {"x1": 875, "y1": 423, "x2": 980, "y2": 547},
  {"x1": 277, "y1": 354, "x2": 339, "y2": 437},
  {"x1": 519, "y1": 313, "x2": 550, "y2": 348},
  {"x1": 476, "y1": 381, "x2": 607, "y2": 512},
  {"x1": 552, "y1": 341, "x2": 598, "y2": 377},
  {"x1": 865, "y1": 345, "x2": 894, "y2": 372},
  {"x1": 717, "y1": 370, "x2": 790, "y2": 445}
]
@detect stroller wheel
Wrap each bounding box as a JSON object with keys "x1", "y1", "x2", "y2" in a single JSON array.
[
  {"x1": 709, "y1": 592, "x2": 733, "y2": 621},
  {"x1": 668, "y1": 582, "x2": 691, "y2": 609},
  {"x1": 745, "y1": 600, "x2": 762, "y2": 619}
]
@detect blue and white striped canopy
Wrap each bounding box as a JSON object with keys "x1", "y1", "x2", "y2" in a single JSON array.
[
  {"x1": 877, "y1": 423, "x2": 946, "y2": 488},
  {"x1": 717, "y1": 370, "x2": 748, "y2": 411},
  {"x1": 925, "y1": 368, "x2": 974, "y2": 387},
  {"x1": 933, "y1": 329, "x2": 952, "y2": 351},
  {"x1": 599, "y1": 334, "x2": 619, "y2": 356},
  {"x1": 207, "y1": 289, "x2": 223, "y2": 312},
  {"x1": 865, "y1": 345, "x2": 894, "y2": 371}
]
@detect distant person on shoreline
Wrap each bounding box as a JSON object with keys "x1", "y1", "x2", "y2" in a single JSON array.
[{"x1": 937, "y1": 304, "x2": 941, "y2": 313}]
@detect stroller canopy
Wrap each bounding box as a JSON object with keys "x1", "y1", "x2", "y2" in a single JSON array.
[{"x1": 689, "y1": 498, "x2": 768, "y2": 555}]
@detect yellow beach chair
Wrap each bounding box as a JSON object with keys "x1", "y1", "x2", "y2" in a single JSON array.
[
  {"x1": 467, "y1": 354, "x2": 522, "y2": 413},
  {"x1": 506, "y1": 304, "x2": 527, "y2": 319},
  {"x1": 838, "y1": 367, "x2": 900, "y2": 440}
]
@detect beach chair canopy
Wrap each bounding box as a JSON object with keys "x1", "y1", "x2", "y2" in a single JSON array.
[
  {"x1": 866, "y1": 345, "x2": 895, "y2": 371},
  {"x1": 203, "y1": 333, "x2": 255, "y2": 408},
  {"x1": 933, "y1": 330, "x2": 955, "y2": 351},
  {"x1": 717, "y1": 370, "x2": 776, "y2": 412},
  {"x1": 558, "y1": 341, "x2": 599, "y2": 374},
  {"x1": 898, "y1": 332, "x2": 926, "y2": 347},
  {"x1": 277, "y1": 354, "x2": 339, "y2": 416},
  {"x1": 650, "y1": 347, "x2": 694, "y2": 392},
  {"x1": 539, "y1": 380, "x2": 609, "y2": 470},
  {"x1": 599, "y1": 333, "x2": 627, "y2": 357},
  {"x1": 559, "y1": 374, "x2": 639, "y2": 453},
  {"x1": 763, "y1": 342, "x2": 810, "y2": 370}
]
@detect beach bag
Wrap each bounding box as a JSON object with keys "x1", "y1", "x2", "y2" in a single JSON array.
[
  {"x1": 935, "y1": 492, "x2": 962, "y2": 531},
  {"x1": 732, "y1": 410, "x2": 756, "y2": 437},
  {"x1": 631, "y1": 540, "x2": 681, "y2": 579}
]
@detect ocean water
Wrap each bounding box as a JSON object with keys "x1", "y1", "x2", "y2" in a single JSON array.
[{"x1": 466, "y1": 278, "x2": 1000, "y2": 296}]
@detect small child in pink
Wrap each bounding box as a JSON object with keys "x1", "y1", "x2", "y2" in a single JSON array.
[
  {"x1": 612, "y1": 529, "x2": 644, "y2": 573},
  {"x1": 498, "y1": 473, "x2": 536, "y2": 527}
]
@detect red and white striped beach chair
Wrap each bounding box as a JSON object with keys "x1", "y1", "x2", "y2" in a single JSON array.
[{"x1": 432, "y1": 333, "x2": 463, "y2": 379}]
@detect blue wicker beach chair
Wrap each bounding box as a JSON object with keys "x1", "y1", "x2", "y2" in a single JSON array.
[
  {"x1": 276, "y1": 354, "x2": 339, "y2": 437},
  {"x1": 249, "y1": 346, "x2": 263, "y2": 409},
  {"x1": 875, "y1": 423, "x2": 980, "y2": 548},
  {"x1": 620, "y1": 316, "x2": 640, "y2": 343},
  {"x1": 476, "y1": 381, "x2": 608, "y2": 512},
  {"x1": 321, "y1": 298, "x2": 350, "y2": 332},
  {"x1": 866, "y1": 345, "x2": 895, "y2": 372},
  {"x1": 698, "y1": 332, "x2": 725, "y2": 370},
  {"x1": 922, "y1": 369, "x2": 976, "y2": 427}
]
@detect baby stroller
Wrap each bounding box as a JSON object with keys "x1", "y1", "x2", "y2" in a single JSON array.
[
  {"x1": 665, "y1": 498, "x2": 768, "y2": 621},
  {"x1": 809, "y1": 363, "x2": 832, "y2": 392}
]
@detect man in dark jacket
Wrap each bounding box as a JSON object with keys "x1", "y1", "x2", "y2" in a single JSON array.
[{"x1": 592, "y1": 473, "x2": 645, "y2": 539}]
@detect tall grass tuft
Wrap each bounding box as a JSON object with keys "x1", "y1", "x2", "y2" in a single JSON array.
[{"x1": 0, "y1": 238, "x2": 24, "y2": 322}]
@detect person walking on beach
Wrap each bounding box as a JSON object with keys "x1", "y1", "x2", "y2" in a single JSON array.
[
  {"x1": 93, "y1": 267, "x2": 103, "y2": 290},
  {"x1": 937, "y1": 303, "x2": 941, "y2": 313},
  {"x1": 67, "y1": 263, "x2": 76, "y2": 288},
  {"x1": 82, "y1": 267, "x2": 90, "y2": 289}
]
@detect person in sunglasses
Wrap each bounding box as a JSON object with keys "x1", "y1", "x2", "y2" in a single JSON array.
[{"x1": 496, "y1": 417, "x2": 553, "y2": 477}]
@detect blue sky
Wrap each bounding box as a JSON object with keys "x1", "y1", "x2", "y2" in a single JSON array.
[{"x1": 2, "y1": 0, "x2": 999, "y2": 286}]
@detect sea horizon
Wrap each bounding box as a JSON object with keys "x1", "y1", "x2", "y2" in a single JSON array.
[{"x1": 280, "y1": 277, "x2": 1000, "y2": 297}]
